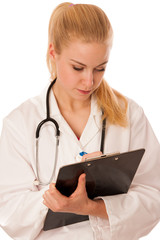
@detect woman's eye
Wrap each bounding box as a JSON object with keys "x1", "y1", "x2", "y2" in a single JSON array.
[
  {"x1": 73, "y1": 66, "x2": 105, "y2": 72},
  {"x1": 73, "y1": 66, "x2": 83, "y2": 71},
  {"x1": 96, "y1": 68, "x2": 105, "y2": 72}
]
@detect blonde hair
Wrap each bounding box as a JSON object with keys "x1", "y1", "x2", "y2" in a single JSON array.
[{"x1": 46, "y1": 2, "x2": 128, "y2": 127}]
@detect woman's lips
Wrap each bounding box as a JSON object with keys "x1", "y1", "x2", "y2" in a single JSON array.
[{"x1": 77, "y1": 89, "x2": 92, "y2": 95}]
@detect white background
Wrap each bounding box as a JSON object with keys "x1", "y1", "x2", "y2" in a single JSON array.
[{"x1": 0, "y1": 0, "x2": 159, "y2": 239}]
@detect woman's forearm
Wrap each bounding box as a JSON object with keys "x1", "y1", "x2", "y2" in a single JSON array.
[{"x1": 87, "y1": 198, "x2": 108, "y2": 219}]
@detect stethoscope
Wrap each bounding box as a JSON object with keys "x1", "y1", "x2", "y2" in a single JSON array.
[{"x1": 34, "y1": 78, "x2": 106, "y2": 186}]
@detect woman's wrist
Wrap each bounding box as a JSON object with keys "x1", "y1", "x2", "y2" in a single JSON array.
[{"x1": 86, "y1": 198, "x2": 108, "y2": 219}]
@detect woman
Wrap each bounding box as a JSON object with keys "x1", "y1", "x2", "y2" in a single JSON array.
[{"x1": 0, "y1": 2, "x2": 160, "y2": 240}]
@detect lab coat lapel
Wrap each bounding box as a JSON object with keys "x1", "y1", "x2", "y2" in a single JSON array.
[
  {"x1": 80, "y1": 95, "x2": 102, "y2": 148},
  {"x1": 79, "y1": 115, "x2": 101, "y2": 148}
]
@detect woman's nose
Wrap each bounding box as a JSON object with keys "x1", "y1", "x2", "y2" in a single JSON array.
[{"x1": 82, "y1": 71, "x2": 94, "y2": 89}]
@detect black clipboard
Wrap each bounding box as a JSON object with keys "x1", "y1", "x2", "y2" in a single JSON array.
[{"x1": 43, "y1": 148, "x2": 145, "y2": 231}]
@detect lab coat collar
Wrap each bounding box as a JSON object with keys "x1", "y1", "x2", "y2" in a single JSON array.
[
  {"x1": 79, "y1": 94, "x2": 102, "y2": 148},
  {"x1": 40, "y1": 83, "x2": 102, "y2": 147}
]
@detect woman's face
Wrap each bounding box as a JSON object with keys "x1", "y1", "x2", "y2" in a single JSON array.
[{"x1": 51, "y1": 39, "x2": 111, "y2": 101}]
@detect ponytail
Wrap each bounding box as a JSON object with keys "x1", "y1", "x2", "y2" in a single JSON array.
[{"x1": 95, "y1": 79, "x2": 128, "y2": 127}]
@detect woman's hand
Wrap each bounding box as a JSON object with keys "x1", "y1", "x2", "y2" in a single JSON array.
[
  {"x1": 43, "y1": 173, "x2": 93, "y2": 216},
  {"x1": 43, "y1": 151, "x2": 108, "y2": 219}
]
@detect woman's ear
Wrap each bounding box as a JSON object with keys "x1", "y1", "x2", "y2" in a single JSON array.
[{"x1": 49, "y1": 43, "x2": 56, "y2": 60}]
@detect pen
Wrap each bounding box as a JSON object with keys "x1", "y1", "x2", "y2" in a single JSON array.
[
  {"x1": 79, "y1": 151, "x2": 87, "y2": 157},
  {"x1": 75, "y1": 151, "x2": 88, "y2": 162}
]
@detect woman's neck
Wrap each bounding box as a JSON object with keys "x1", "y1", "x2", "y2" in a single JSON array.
[{"x1": 52, "y1": 82, "x2": 91, "y2": 139}]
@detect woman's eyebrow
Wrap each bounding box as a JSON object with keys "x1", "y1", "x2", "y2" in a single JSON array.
[{"x1": 69, "y1": 59, "x2": 108, "y2": 67}]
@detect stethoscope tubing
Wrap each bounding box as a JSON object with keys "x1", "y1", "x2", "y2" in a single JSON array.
[{"x1": 34, "y1": 78, "x2": 106, "y2": 186}]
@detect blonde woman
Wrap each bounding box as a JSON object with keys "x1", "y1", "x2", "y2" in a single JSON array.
[{"x1": 0, "y1": 2, "x2": 160, "y2": 240}]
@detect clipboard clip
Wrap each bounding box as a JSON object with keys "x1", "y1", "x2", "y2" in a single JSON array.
[{"x1": 85, "y1": 152, "x2": 120, "y2": 162}]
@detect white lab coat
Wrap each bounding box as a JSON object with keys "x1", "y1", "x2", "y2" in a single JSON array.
[{"x1": 0, "y1": 83, "x2": 160, "y2": 240}]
